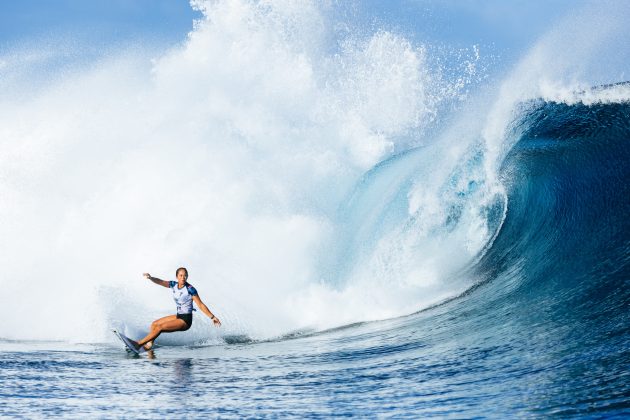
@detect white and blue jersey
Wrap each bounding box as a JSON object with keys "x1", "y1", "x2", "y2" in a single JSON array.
[{"x1": 168, "y1": 281, "x2": 198, "y2": 314}]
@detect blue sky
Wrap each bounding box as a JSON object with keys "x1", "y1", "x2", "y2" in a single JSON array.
[
  {"x1": 0, "y1": 0, "x2": 200, "y2": 48},
  {"x1": 347, "y1": 0, "x2": 580, "y2": 53},
  {"x1": 1, "y1": 0, "x2": 579, "y2": 54}
]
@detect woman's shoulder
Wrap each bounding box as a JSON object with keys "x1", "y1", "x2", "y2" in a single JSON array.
[{"x1": 185, "y1": 283, "x2": 198, "y2": 295}]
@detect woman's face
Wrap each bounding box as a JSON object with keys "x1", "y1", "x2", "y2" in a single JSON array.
[{"x1": 176, "y1": 270, "x2": 187, "y2": 283}]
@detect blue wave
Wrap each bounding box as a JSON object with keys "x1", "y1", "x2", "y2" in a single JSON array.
[
  {"x1": 277, "y1": 95, "x2": 630, "y2": 415},
  {"x1": 479, "y1": 97, "x2": 630, "y2": 305},
  {"x1": 442, "y1": 96, "x2": 630, "y2": 414}
]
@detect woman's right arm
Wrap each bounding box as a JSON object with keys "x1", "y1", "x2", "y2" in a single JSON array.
[{"x1": 143, "y1": 273, "x2": 170, "y2": 288}]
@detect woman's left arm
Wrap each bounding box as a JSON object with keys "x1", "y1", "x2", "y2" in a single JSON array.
[{"x1": 192, "y1": 295, "x2": 221, "y2": 326}]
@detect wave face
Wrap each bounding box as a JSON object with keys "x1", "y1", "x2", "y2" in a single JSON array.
[
  {"x1": 447, "y1": 97, "x2": 630, "y2": 414},
  {"x1": 480, "y1": 97, "x2": 630, "y2": 301}
]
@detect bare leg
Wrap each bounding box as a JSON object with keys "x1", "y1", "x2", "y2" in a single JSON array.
[{"x1": 135, "y1": 315, "x2": 188, "y2": 349}]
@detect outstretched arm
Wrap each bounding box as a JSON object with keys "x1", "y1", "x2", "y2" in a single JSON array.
[
  {"x1": 143, "y1": 273, "x2": 170, "y2": 288},
  {"x1": 192, "y1": 295, "x2": 221, "y2": 326}
]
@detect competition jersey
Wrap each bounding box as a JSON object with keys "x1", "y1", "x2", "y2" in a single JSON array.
[{"x1": 168, "y1": 281, "x2": 198, "y2": 314}]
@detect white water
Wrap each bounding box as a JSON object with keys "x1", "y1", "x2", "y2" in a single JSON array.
[
  {"x1": 482, "y1": 1, "x2": 630, "y2": 164},
  {"x1": 1, "y1": 0, "x2": 626, "y2": 344}
]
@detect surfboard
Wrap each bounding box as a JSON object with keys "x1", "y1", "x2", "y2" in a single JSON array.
[{"x1": 112, "y1": 330, "x2": 146, "y2": 355}]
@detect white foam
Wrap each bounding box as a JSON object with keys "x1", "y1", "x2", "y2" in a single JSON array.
[{"x1": 0, "y1": 0, "x2": 503, "y2": 343}]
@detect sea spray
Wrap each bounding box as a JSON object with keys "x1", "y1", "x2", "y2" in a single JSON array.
[{"x1": 0, "y1": 0, "x2": 488, "y2": 342}]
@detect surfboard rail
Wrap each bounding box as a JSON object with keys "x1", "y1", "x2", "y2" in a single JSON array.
[{"x1": 112, "y1": 330, "x2": 145, "y2": 355}]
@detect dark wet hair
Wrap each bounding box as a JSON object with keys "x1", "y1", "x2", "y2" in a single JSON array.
[{"x1": 176, "y1": 267, "x2": 188, "y2": 280}]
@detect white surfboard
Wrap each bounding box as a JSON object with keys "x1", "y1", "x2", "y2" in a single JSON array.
[{"x1": 113, "y1": 330, "x2": 146, "y2": 355}]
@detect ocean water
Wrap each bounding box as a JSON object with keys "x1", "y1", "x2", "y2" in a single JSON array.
[{"x1": 1, "y1": 1, "x2": 629, "y2": 417}]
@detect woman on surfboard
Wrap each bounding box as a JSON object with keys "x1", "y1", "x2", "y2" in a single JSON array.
[{"x1": 134, "y1": 267, "x2": 221, "y2": 350}]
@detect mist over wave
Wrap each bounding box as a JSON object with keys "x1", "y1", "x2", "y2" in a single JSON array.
[
  {"x1": 0, "y1": 0, "x2": 628, "y2": 345},
  {"x1": 0, "y1": 0, "x2": 483, "y2": 342}
]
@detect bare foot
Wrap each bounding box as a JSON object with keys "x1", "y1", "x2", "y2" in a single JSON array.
[{"x1": 143, "y1": 341, "x2": 153, "y2": 351}]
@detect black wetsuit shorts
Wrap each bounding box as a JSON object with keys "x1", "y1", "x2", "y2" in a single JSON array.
[{"x1": 177, "y1": 313, "x2": 193, "y2": 331}]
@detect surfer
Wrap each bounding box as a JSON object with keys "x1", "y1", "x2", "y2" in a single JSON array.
[{"x1": 134, "y1": 267, "x2": 221, "y2": 350}]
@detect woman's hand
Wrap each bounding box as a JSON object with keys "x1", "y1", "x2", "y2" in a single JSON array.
[
  {"x1": 191, "y1": 295, "x2": 222, "y2": 326},
  {"x1": 142, "y1": 273, "x2": 169, "y2": 287}
]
